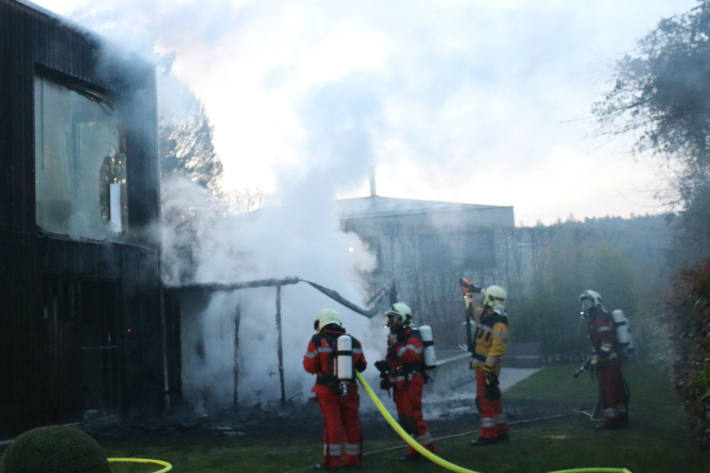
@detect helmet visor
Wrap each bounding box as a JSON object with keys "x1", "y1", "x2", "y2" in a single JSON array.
[{"x1": 581, "y1": 299, "x2": 593, "y2": 311}]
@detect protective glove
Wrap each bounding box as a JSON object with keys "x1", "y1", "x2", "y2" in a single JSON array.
[
  {"x1": 484, "y1": 372, "x2": 501, "y2": 400},
  {"x1": 481, "y1": 362, "x2": 494, "y2": 373},
  {"x1": 459, "y1": 277, "x2": 475, "y2": 294},
  {"x1": 374, "y1": 360, "x2": 389, "y2": 373},
  {"x1": 600, "y1": 344, "x2": 616, "y2": 361}
]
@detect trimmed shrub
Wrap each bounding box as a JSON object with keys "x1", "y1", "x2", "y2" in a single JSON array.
[{"x1": 2, "y1": 425, "x2": 109, "y2": 473}]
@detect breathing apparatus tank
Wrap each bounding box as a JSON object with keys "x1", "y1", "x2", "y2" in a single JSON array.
[
  {"x1": 611, "y1": 309, "x2": 634, "y2": 355},
  {"x1": 419, "y1": 325, "x2": 436, "y2": 372},
  {"x1": 335, "y1": 335, "x2": 353, "y2": 396}
]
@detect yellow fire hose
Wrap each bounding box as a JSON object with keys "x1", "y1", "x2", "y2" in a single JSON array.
[
  {"x1": 545, "y1": 470, "x2": 631, "y2": 473},
  {"x1": 107, "y1": 457, "x2": 173, "y2": 472},
  {"x1": 355, "y1": 371, "x2": 631, "y2": 473},
  {"x1": 356, "y1": 371, "x2": 483, "y2": 473}
]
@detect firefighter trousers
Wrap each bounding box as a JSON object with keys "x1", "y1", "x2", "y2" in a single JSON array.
[
  {"x1": 598, "y1": 359, "x2": 628, "y2": 428},
  {"x1": 476, "y1": 371, "x2": 508, "y2": 439},
  {"x1": 393, "y1": 376, "x2": 436, "y2": 455},
  {"x1": 316, "y1": 388, "x2": 363, "y2": 468}
]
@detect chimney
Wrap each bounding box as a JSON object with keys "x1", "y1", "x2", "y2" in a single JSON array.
[{"x1": 369, "y1": 166, "x2": 377, "y2": 197}]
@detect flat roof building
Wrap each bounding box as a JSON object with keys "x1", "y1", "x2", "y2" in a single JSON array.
[{"x1": 339, "y1": 196, "x2": 515, "y2": 345}]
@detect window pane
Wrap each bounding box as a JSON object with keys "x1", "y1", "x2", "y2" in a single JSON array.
[{"x1": 34, "y1": 76, "x2": 128, "y2": 238}]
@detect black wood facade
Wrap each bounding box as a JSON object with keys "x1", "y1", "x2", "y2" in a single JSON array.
[{"x1": 0, "y1": 0, "x2": 169, "y2": 438}]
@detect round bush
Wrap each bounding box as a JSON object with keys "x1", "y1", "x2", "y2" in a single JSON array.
[{"x1": 3, "y1": 425, "x2": 109, "y2": 473}]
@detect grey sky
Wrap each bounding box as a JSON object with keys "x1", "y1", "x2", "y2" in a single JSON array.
[{"x1": 37, "y1": 0, "x2": 699, "y2": 225}]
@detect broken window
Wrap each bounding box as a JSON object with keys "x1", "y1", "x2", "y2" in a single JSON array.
[{"x1": 34, "y1": 75, "x2": 128, "y2": 239}]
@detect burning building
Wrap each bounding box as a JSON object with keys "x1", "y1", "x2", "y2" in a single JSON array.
[{"x1": 0, "y1": 0, "x2": 174, "y2": 438}]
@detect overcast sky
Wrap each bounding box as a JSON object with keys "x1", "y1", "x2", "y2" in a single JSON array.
[{"x1": 35, "y1": 0, "x2": 699, "y2": 225}]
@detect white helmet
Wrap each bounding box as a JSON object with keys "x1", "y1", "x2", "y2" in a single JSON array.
[
  {"x1": 313, "y1": 309, "x2": 342, "y2": 332},
  {"x1": 578, "y1": 289, "x2": 605, "y2": 316},
  {"x1": 482, "y1": 285, "x2": 507, "y2": 311},
  {"x1": 385, "y1": 302, "x2": 413, "y2": 327},
  {"x1": 578, "y1": 289, "x2": 603, "y2": 308}
]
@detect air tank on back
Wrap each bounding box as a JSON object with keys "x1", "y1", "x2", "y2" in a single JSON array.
[
  {"x1": 611, "y1": 309, "x2": 634, "y2": 355},
  {"x1": 335, "y1": 335, "x2": 353, "y2": 396},
  {"x1": 419, "y1": 325, "x2": 436, "y2": 371}
]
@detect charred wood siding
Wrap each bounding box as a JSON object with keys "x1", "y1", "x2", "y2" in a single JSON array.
[
  {"x1": 0, "y1": 0, "x2": 164, "y2": 438},
  {"x1": 0, "y1": 6, "x2": 10, "y2": 226},
  {"x1": 0, "y1": 236, "x2": 164, "y2": 437},
  {"x1": 163, "y1": 290, "x2": 183, "y2": 406}
]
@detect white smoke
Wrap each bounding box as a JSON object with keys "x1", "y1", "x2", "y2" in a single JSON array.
[
  {"x1": 156, "y1": 73, "x2": 387, "y2": 411},
  {"x1": 33, "y1": 0, "x2": 389, "y2": 412},
  {"x1": 161, "y1": 172, "x2": 388, "y2": 411}
]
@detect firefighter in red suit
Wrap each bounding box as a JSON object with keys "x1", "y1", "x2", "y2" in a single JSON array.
[
  {"x1": 465, "y1": 284, "x2": 510, "y2": 446},
  {"x1": 579, "y1": 290, "x2": 629, "y2": 429},
  {"x1": 381, "y1": 302, "x2": 436, "y2": 461},
  {"x1": 303, "y1": 309, "x2": 367, "y2": 470}
]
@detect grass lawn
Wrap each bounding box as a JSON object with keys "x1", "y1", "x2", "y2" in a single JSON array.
[{"x1": 101, "y1": 362, "x2": 709, "y2": 472}]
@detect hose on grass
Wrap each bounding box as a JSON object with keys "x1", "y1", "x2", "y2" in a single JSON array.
[
  {"x1": 107, "y1": 457, "x2": 172, "y2": 472},
  {"x1": 363, "y1": 413, "x2": 571, "y2": 457},
  {"x1": 356, "y1": 371, "x2": 633, "y2": 473},
  {"x1": 356, "y1": 371, "x2": 483, "y2": 473},
  {"x1": 546, "y1": 469, "x2": 632, "y2": 473}
]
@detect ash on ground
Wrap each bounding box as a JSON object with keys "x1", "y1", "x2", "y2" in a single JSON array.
[{"x1": 83, "y1": 395, "x2": 564, "y2": 445}]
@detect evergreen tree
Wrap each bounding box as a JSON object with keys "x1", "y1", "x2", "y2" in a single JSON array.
[
  {"x1": 157, "y1": 74, "x2": 224, "y2": 283},
  {"x1": 159, "y1": 103, "x2": 223, "y2": 192}
]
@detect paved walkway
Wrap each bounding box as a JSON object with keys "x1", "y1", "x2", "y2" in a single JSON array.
[
  {"x1": 499, "y1": 367, "x2": 542, "y2": 391},
  {"x1": 433, "y1": 350, "x2": 542, "y2": 393}
]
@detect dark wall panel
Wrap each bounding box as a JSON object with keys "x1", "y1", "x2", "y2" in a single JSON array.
[
  {"x1": 0, "y1": 0, "x2": 166, "y2": 439},
  {"x1": 0, "y1": 5, "x2": 11, "y2": 226},
  {"x1": 0, "y1": 231, "x2": 164, "y2": 437}
]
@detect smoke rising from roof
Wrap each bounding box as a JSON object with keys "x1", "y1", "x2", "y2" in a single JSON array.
[
  {"x1": 157, "y1": 80, "x2": 384, "y2": 410},
  {"x1": 43, "y1": 0, "x2": 389, "y2": 411}
]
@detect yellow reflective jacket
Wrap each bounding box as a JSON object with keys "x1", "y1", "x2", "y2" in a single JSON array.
[{"x1": 470, "y1": 311, "x2": 509, "y2": 375}]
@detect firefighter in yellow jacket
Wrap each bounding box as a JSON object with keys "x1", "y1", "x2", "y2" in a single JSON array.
[{"x1": 465, "y1": 284, "x2": 509, "y2": 446}]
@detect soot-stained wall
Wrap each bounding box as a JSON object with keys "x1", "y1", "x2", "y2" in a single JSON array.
[{"x1": 0, "y1": 0, "x2": 167, "y2": 438}]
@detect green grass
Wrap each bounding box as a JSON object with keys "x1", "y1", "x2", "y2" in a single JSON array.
[
  {"x1": 100, "y1": 362, "x2": 710, "y2": 473},
  {"x1": 505, "y1": 360, "x2": 687, "y2": 425}
]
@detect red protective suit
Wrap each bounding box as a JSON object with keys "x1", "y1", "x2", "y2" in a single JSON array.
[
  {"x1": 587, "y1": 307, "x2": 628, "y2": 429},
  {"x1": 303, "y1": 327, "x2": 367, "y2": 468},
  {"x1": 386, "y1": 327, "x2": 436, "y2": 456}
]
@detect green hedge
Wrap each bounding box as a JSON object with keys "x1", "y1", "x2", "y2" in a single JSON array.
[{"x1": 672, "y1": 258, "x2": 710, "y2": 449}]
